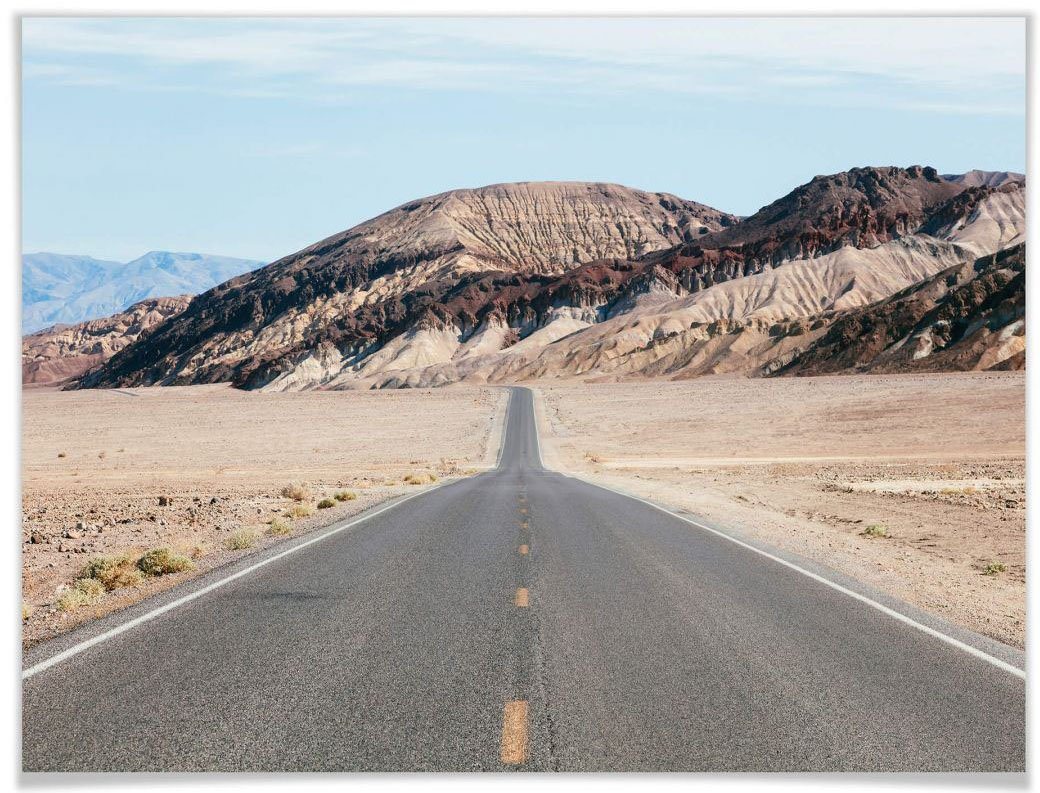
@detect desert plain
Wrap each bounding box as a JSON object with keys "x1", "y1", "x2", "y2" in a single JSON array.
[
  {"x1": 21, "y1": 384, "x2": 507, "y2": 646},
  {"x1": 537, "y1": 371, "x2": 1025, "y2": 648},
  {"x1": 23, "y1": 371, "x2": 1025, "y2": 651}
]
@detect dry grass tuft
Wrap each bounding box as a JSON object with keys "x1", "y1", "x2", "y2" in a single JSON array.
[
  {"x1": 280, "y1": 483, "x2": 312, "y2": 502},
  {"x1": 862, "y1": 523, "x2": 888, "y2": 538},
  {"x1": 226, "y1": 530, "x2": 258, "y2": 551},
  {"x1": 22, "y1": 602, "x2": 33, "y2": 621},
  {"x1": 81, "y1": 554, "x2": 145, "y2": 591},
  {"x1": 317, "y1": 498, "x2": 337, "y2": 509},
  {"x1": 137, "y1": 547, "x2": 195, "y2": 576},
  {"x1": 57, "y1": 578, "x2": 106, "y2": 611},
  {"x1": 984, "y1": 561, "x2": 1007, "y2": 576},
  {"x1": 333, "y1": 490, "x2": 357, "y2": 502},
  {"x1": 267, "y1": 518, "x2": 292, "y2": 536},
  {"x1": 287, "y1": 503, "x2": 315, "y2": 519}
]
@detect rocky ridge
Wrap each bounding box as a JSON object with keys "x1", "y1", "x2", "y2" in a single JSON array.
[{"x1": 71, "y1": 168, "x2": 1026, "y2": 391}]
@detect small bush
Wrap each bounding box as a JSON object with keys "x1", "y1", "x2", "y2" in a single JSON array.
[
  {"x1": 862, "y1": 524, "x2": 888, "y2": 538},
  {"x1": 317, "y1": 498, "x2": 337, "y2": 509},
  {"x1": 427, "y1": 473, "x2": 439, "y2": 482},
  {"x1": 22, "y1": 603, "x2": 33, "y2": 621},
  {"x1": 403, "y1": 474, "x2": 425, "y2": 485},
  {"x1": 56, "y1": 588, "x2": 92, "y2": 612},
  {"x1": 287, "y1": 503, "x2": 315, "y2": 519},
  {"x1": 74, "y1": 577, "x2": 106, "y2": 598},
  {"x1": 333, "y1": 490, "x2": 357, "y2": 502},
  {"x1": 267, "y1": 518, "x2": 292, "y2": 536},
  {"x1": 226, "y1": 530, "x2": 258, "y2": 551},
  {"x1": 137, "y1": 547, "x2": 194, "y2": 576},
  {"x1": 280, "y1": 483, "x2": 312, "y2": 502},
  {"x1": 57, "y1": 579, "x2": 106, "y2": 611},
  {"x1": 984, "y1": 562, "x2": 1007, "y2": 576},
  {"x1": 81, "y1": 554, "x2": 144, "y2": 591}
]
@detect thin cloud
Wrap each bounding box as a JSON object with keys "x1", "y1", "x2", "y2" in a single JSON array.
[{"x1": 20, "y1": 17, "x2": 1025, "y2": 115}]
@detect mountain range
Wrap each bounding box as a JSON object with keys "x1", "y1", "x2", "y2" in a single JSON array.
[
  {"x1": 22, "y1": 251, "x2": 264, "y2": 334},
  {"x1": 23, "y1": 168, "x2": 1025, "y2": 390}
]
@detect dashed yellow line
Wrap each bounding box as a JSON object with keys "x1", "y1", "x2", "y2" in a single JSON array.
[
  {"x1": 515, "y1": 587, "x2": 529, "y2": 607},
  {"x1": 500, "y1": 701, "x2": 529, "y2": 765},
  {"x1": 519, "y1": 508, "x2": 528, "y2": 515},
  {"x1": 519, "y1": 544, "x2": 529, "y2": 555}
]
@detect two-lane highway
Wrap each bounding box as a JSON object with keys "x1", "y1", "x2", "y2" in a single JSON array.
[{"x1": 22, "y1": 388, "x2": 1025, "y2": 771}]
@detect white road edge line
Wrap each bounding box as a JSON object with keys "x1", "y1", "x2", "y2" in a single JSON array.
[
  {"x1": 525, "y1": 388, "x2": 1025, "y2": 681},
  {"x1": 23, "y1": 485, "x2": 441, "y2": 680}
]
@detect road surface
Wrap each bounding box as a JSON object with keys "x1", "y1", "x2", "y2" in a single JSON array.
[{"x1": 22, "y1": 387, "x2": 1025, "y2": 771}]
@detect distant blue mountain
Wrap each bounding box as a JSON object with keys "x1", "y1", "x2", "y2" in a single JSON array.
[{"x1": 22, "y1": 251, "x2": 264, "y2": 333}]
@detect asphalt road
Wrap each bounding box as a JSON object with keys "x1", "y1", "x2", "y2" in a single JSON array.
[{"x1": 22, "y1": 387, "x2": 1025, "y2": 772}]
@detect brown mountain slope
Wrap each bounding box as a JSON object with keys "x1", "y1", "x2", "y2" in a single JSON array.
[
  {"x1": 77, "y1": 182, "x2": 734, "y2": 389},
  {"x1": 22, "y1": 296, "x2": 191, "y2": 387},
  {"x1": 75, "y1": 168, "x2": 1025, "y2": 391},
  {"x1": 774, "y1": 243, "x2": 1025, "y2": 376}
]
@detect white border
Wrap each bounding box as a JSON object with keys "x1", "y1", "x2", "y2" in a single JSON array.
[{"x1": 7, "y1": 4, "x2": 1033, "y2": 791}]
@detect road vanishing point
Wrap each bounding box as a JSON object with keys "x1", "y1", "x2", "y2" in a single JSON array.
[{"x1": 22, "y1": 388, "x2": 1025, "y2": 772}]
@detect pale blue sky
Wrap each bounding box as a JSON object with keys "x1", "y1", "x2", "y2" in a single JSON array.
[{"x1": 21, "y1": 17, "x2": 1026, "y2": 262}]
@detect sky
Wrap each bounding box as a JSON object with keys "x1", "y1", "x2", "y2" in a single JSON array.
[{"x1": 21, "y1": 17, "x2": 1026, "y2": 263}]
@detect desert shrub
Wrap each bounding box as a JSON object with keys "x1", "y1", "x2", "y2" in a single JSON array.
[
  {"x1": 333, "y1": 491, "x2": 357, "y2": 502},
  {"x1": 81, "y1": 554, "x2": 145, "y2": 591},
  {"x1": 862, "y1": 524, "x2": 888, "y2": 538},
  {"x1": 317, "y1": 498, "x2": 337, "y2": 509},
  {"x1": 267, "y1": 518, "x2": 292, "y2": 536},
  {"x1": 74, "y1": 577, "x2": 106, "y2": 598},
  {"x1": 56, "y1": 589, "x2": 92, "y2": 612},
  {"x1": 226, "y1": 530, "x2": 258, "y2": 551},
  {"x1": 984, "y1": 562, "x2": 1007, "y2": 576},
  {"x1": 57, "y1": 579, "x2": 107, "y2": 611},
  {"x1": 403, "y1": 474, "x2": 425, "y2": 485},
  {"x1": 427, "y1": 473, "x2": 439, "y2": 482},
  {"x1": 280, "y1": 483, "x2": 312, "y2": 502},
  {"x1": 22, "y1": 603, "x2": 33, "y2": 621},
  {"x1": 137, "y1": 547, "x2": 195, "y2": 576},
  {"x1": 287, "y1": 503, "x2": 315, "y2": 519}
]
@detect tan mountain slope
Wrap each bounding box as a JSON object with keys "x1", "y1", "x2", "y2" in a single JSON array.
[
  {"x1": 79, "y1": 182, "x2": 734, "y2": 389},
  {"x1": 362, "y1": 177, "x2": 1025, "y2": 387},
  {"x1": 22, "y1": 296, "x2": 191, "y2": 387}
]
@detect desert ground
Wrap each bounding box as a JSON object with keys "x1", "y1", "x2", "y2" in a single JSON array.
[
  {"x1": 21, "y1": 384, "x2": 507, "y2": 646},
  {"x1": 536, "y1": 372, "x2": 1025, "y2": 648}
]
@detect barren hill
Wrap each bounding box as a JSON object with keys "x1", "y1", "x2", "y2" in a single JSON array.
[
  {"x1": 73, "y1": 168, "x2": 1025, "y2": 391},
  {"x1": 23, "y1": 296, "x2": 191, "y2": 387},
  {"x1": 76, "y1": 182, "x2": 734, "y2": 389}
]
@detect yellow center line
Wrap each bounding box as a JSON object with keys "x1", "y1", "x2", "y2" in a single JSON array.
[
  {"x1": 519, "y1": 544, "x2": 529, "y2": 555},
  {"x1": 500, "y1": 700, "x2": 529, "y2": 765},
  {"x1": 515, "y1": 587, "x2": 529, "y2": 607},
  {"x1": 519, "y1": 508, "x2": 527, "y2": 515}
]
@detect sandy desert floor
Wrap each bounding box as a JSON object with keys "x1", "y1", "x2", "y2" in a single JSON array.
[
  {"x1": 536, "y1": 372, "x2": 1025, "y2": 648},
  {"x1": 21, "y1": 384, "x2": 507, "y2": 647}
]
